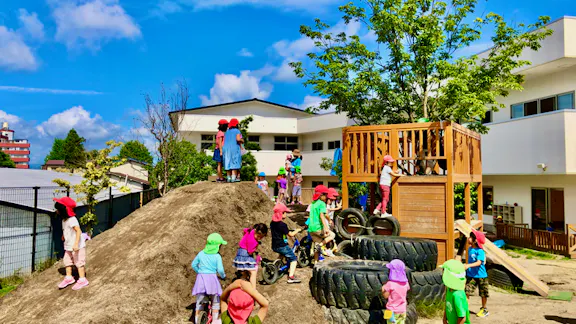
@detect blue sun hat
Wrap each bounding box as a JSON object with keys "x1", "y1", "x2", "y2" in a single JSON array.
[{"x1": 258, "y1": 172, "x2": 266, "y2": 177}]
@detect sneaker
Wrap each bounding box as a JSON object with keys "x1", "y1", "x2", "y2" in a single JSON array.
[
  {"x1": 380, "y1": 212, "x2": 392, "y2": 218},
  {"x1": 373, "y1": 209, "x2": 381, "y2": 215},
  {"x1": 72, "y1": 277, "x2": 89, "y2": 290},
  {"x1": 477, "y1": 307, "x2": 489, "y2": 318},
  {"x1": 287, "y1": 276, "x2": 301, "y2": 284},
  {"x1": 226, "y1": 176, "x2": 232, "y2": 183},
  {"x1": 58, "y1": 276, "x2": 75, "y2": 289}
]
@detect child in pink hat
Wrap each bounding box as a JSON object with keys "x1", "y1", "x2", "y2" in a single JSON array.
[
  {"x1": 220, "y1": 274, "x2": 269, "y2": 324},
  {"x1": 374, "y1": 155, "x2": 405, "y2": 217},
  {"x1": 382, "y1": 259, "x2": 410, "y2": 324}
]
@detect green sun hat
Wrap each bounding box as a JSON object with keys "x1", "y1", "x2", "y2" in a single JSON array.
[
  {"x1": 295, "y1": 166, "x2": 301, "y2": 173},
  {"x1": 203, "y1": 233, "x2": 227, "y2": 255},
  {"x1": 278, "y1": 167, "x2": 286, "y2": 175},
  {"x1": 440, "y1": 259, "x2": 466, "y2": 291}
]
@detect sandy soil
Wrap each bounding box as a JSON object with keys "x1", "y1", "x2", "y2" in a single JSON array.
[
  {"x1": 419, "y1": 256, "x2": 576, "y2": 324},
  {"x1": 0, "y1": 182, "x2": 324, "y2": 324}
]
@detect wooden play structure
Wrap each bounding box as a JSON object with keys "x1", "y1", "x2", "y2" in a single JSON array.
[{"x1": 341, "y1": 121, "x2": 483, "y2": 263}]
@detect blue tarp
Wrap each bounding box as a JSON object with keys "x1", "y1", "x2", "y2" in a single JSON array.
[{"x1": 331, "y1": 148, "x2": 342, "y2": 176}]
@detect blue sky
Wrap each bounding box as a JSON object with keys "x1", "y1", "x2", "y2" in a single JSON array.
[{"x1": 0, "y1": 0, "x2": 575, "y2": 165}]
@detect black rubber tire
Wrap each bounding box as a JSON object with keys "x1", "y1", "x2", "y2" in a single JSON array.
[
  {"x1": 487, "y1": 265, "x2": 523, "y2": 291},
  {"x1": 310, "y1": 259, "x2": 411, "y2": 310},
  {"x1": 296, "y1": 245, "x2": 311, "y2": 268},
  {"x1": 409, "y1": 269, "x2": 446, "y2": 305},
  {"x1": 322, "y1": 303, "x2": 418, "y2": 324},
  {"x1": 261, "y1": 261, "x2": 279, "y2": 285},
  {"x1": 366, "y1": 216, "x2": 401, "y2": 236},
  {"x1": 336, "y1": 208, "x2": 367, "y2": 239},
  {"x1": 336, "y1": 240, "x2": 356, "y2": 258},
  {"x1": 356, "y1": 235, "x2": 438, "y2": 272}
]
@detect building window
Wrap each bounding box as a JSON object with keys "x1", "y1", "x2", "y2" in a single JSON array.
[
  {"x1": 482, "y1": 186, "x2": 493, "y2": 215},
  {"x1": 511, "y1": 92, "x2": 575, "y2": 119},
  {"x1": 328, "y1": 140, "x2": 341, "y2": 150},
  {"x1": 311, "y1": 181, "x2": 324, "y2": 187},
  {"x1": 248, "y1": 135, "x2": 260, "y2": 145},
  {"x1": 274, "y1": 136, "x2": 298, "y2": 151},
  {"x1": 328, "y1": 182, "x2": 340, "y2": 189},
  {"x1": 482, "y1": 111, "x2": 492, "y2": 124},
  {"x1": 312, "y1": 142, "x2": 323, "y2": 151},
  {"x1": 200, "y1": 134, "x2": 215, "y2": 150}
]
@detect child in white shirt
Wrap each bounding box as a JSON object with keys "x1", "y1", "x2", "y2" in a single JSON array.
[{"x1": 374, "y1": 155, "x2": 405, "y2": 217}]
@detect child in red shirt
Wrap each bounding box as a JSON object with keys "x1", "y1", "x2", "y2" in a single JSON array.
[{"x1": 214, "y1": 119, "x2": 228, "y2": 182}]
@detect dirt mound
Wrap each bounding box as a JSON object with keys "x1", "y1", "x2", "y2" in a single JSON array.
[{"x1": 0, "y1": 182, "x2": 324, "y2": 323}]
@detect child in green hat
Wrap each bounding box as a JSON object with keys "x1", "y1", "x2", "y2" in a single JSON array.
[
  {"x1": 192, "y1": 233, "x2": 227, "y2": 324},
  {"x1": 440, "y1": 259, "x2": 471, "y2": 324}
]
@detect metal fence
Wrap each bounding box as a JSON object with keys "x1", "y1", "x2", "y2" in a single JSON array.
[{"x1": 0, "y1": 186, "x2": 159, "y2": 278}]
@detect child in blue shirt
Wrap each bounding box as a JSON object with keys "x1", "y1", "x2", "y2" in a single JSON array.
[
  {"x1": 464, "y1": 230, "x2": 489, "y2": 318},
  {"x1": 192, "y1": 233, "x2": 227, "y2": 324}
]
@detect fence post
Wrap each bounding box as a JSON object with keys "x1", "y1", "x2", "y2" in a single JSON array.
[
  {"x1": 108, "y1": 187, "x2": 114, "y2": 229},
  {"x1": 31, "y1": 186, "x2": 39, "y2": 272},
  {"x1": 66, "y1": 188, "x2": 70, "y2": 197},
  {"x1": 140, "y1": 191, "x2": 143, "y2": 207}
]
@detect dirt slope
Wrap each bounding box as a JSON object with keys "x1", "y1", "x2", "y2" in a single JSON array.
[{"x1": 0, "y1": 182, "x2": 324, "y2": 324}]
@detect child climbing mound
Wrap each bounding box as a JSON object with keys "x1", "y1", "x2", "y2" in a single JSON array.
[
  {"x1": 441, "y1": 259, "x2": 471, "y2": 324},
  {"x1": 233, "y1": 224, "x2": 268, "y2": 288},
  {"x1": 382, "y1": 259, "x2": 410, "y2": 324},
  {"x1": 374, "y1": 155, "x2": 405, "y2": 217},
  {"x1": 214, "y1": 119, "x2": 228, "y2": 182},
  {"x1": 54, "y1": 197, "x2": 89, "y2": 291},
  {"x1": 220, "y1": 273, "x2": 269, "y2": 324},
  {"x1": 191, "y1": 233, "x2": 227, "y2": 324},
  {"x1": 270, "y1": 203, "x2": 302, "y2": 284},
  {"x1": 465, "y1": 230, "x2": 489, "y2": 318},
  {"x1": 255, "y1": 172, "x2": 269, "y2": 197},
  {"x1": 291, "y1": 166, "x2": 303, "y2": 204},
  {"x1": 276, "y1": 168, "x2": 287, "y2": 204}
]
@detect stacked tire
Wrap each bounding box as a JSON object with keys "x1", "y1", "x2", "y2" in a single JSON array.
[{"x1": 314, "y1": 208, "x2": 446, "y2": 323}]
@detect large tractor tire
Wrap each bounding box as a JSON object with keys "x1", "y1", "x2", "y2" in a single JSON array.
[
  {"x1": 356, "y1": 236, "x2": 438, "y2": 272},
  {"x1": 366, "y1": 216, "x2": 401, "y2": 236},
  {"x1": 336, "y1": 240, "x2": 356, "y2": 259},
  {"x1": 487, "y1": 265, "x2": 523, "y2": 291},
  {"x1": 409, "y1": 269, "x2": 446, "y2": 305},
  {"x1": 310, "y1": 260, "x2": 411, "y2": 310},
  {"x1": 336, "y1": 208, "x2": 367, "y2": 239},
  {"x1": 322, "y1": 303, "x2": 418, "y2": 324}
]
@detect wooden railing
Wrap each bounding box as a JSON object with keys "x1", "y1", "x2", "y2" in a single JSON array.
[
  {"x1": 568, "y1": 224, "x2": 576, "y2": 257},
  {"x1": 496, "y1": 224, "x2": 570, "y2": 256}
]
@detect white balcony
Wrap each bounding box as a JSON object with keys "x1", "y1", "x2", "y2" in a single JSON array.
[{"x1": 482, "y1": 109, "x2": 576, "y2": 175}]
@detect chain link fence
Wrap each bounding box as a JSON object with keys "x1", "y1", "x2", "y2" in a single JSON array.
[{"x1": 0, "y1": 187, "x2": 158, "y2": 278}]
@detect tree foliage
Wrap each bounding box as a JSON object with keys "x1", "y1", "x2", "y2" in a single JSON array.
[
  {"x1": 319, "y1": 158, "x2": 367, "y2": 208},
  {"x1": 53, "y1": 141, "x2": 130, "y2": 235},
  {"x1": 291, "y1": 0, "x2": 552, "y2": 133},
  {"x1": 119, "y1": 140, "x2": 153, "y2": 166},
  {"x1": 0, "y1": 151, "x2": 16, "y2": 168},
  {"x1": 63, "y1": 129, "x2": 86, "y2": 169},
  {"x1": 44, "y1": 138, "x2": 65, "y2": 163},
  {"x1": 151, "y1": 140, "x2": 214, "y2": 189},
  {"x1": 237, "y1": 116, "x2": 259, "y2": 181},
  {"x1": 454, "y1": 183, "x2": 478, "y2": 219}
]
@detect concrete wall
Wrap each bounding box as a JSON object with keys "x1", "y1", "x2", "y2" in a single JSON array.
[
  {"x1": 111, "y1": 162, "x2": 148, "y2": 181},
  {"x1": 483, "y1": 174, "x2": 576, "y2": 228}
]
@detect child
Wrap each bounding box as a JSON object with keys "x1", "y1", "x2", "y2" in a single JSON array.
[
  {"x1": 270, "y1": 203, "x2": 302, "y2": 284},
  {"x1": 255, "y1": 172, "x2": 269, "y2": 197},
  {"x1": 441, "y1": 259, "x2": 471, "y2": 324},
  {"x1": 465, "y1": 230, "x2": 489, "y2": 318},
  {"x1": 233, "y1": 223, "x2": 268, "y2": 289},
  {"x1": 327, "y1": 188, "x2": 342, "y2": 226},
  {"x1": 546, "y1": 222, "x2": 554, "y2": 232},
  {"x1": 291, "y1": 166, "x2": 303, "y2": 204},
  {"x1": 382, "y1": 259, "x2": 410, "y2": 324},
  {"x1": 220, "y1": 271, "x2": 269, "y2": 324},
  {"x1": 285, "y1": 154, "x2": 293, "y2": 178},
  {"x1": 223, "y1": 118, "x2": 244, "y2": 182},
  {"x1": 192, "y1": 233, "x2": 227, "y2": 324},
  {"x1": 214, "y1": 119, "x2": 228, "y2": 182},
  {"x1": 54, "y1": 197, "x2": 89, "y2": 290},
  {"x1": 276, "y1": 168, "x2": 288, "y2": 204},
  {"x1": 374, "y1": 155, "x2": 405, "y2": 217},
  {"x1": 308, "y1": 185, "x2": 336, "y2": 260}
]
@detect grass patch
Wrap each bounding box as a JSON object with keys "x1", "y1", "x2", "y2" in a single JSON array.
[
  {"x1": 415, "y1": 300, "x2": 445, "y2": 319},
  {"x1": 503, "y1": 246, "x2": 562, "y2": 260},
  {"x1": 0, "y1": 272, "x2": 25, "y2": 298}
]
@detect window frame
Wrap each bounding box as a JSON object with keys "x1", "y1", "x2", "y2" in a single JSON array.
[
  {"x1": 274, "y1": 136, "x2": 299, "y2": 151},
  {"x1": 328, "y1": 140, "x2": 341, "y2": 150},
  {"x1": 311, "y1": 181, "x2": 324, "y2": 187},
  {"x1": 510, "y1": 91, "x2": 575, "y2": 119},
  {"x1": 200, "y1": 134, "x2": 215, "y2": 150},
  {"x1": 312, "y1": 142, "x2": 324, "y2": 151},
  {"x1": 557, "y1": 91, "x2": 575, "y2": 110}
]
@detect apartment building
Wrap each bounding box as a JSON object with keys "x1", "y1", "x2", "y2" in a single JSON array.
[
  {"x1": 171, "y1": 99, "x2": 353, "y2": 187},
  {"x1": 0, "y1": 122, "x2": 30, "y2": 169},
  {"x1": 480, "y1": 16, "x2": 576, "y2": 230}
]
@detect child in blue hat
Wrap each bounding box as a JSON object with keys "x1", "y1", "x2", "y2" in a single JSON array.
[{"x1": 255, "y1": 172, "x2": 269, "y2": 197}]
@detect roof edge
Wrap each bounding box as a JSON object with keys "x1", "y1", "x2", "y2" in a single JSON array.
[{"x1": 169, "y1": 98, "x2": 317, "y2": 115}]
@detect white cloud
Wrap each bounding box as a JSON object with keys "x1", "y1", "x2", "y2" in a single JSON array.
[
  {"x1": 150, "y1": 0, "x2": 183, "y2": 17},
  {"x1": 51, "y1": 0, "x2": 142, "y2": 50},
  {"x1": 36, "y1": 106, "x2": 121, "y2": 140},
  {"x1": 289, "y1": 95, "x2": 335, "y2": 113},
  {"x1": 18, "y1": 9, "x2": 45, "y2": 41},
  {"x1": 237, "y1": 48, "x2": 253, "y2": 57},
  {"x1": 0, "y1": 86, "x2": 103, "y2": 95},
  {"x1": 273, "y1": 59, "x2": 298, "y2": 82},
  {"x1": 455, "y1": 41, "x2": 493, "y2": 58},
  {"x1": 0, "y1": 110, "x2": 22, "y2": 125},
  {"x1": 199, "y1": 70, "x2": 273, "y2": 106},
  {"x1": 0, "y1": 26, "x2": 38, "y2": 71},
  {"x1": 172, "y1": 0, "x2": 339, "y2": 13}
]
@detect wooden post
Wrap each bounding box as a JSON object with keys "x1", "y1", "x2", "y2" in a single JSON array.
[
  {"x1": 140, "y1": 191, "x2": 143, "y2": 207},
  {"x1": 390, "y1": 130, "x2": 400, "y2": 218},
  {"x1": 465, "y1": 182, "x2": 471, "y2": 224},
  {"x1": 445, "y1": 123, "x2": 455, "y2": 261},
  {"x1": 477, "y1": 182, "x2": 483, "y2": 231},
  {"x1": 342, "y1": 127, "x2": 350, "y2": 210}
]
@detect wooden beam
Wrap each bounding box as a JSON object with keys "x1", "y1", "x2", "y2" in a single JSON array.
[
  {"x1": 401, "y1": 232, "x2": 449, "y2": 240},
  {"x1": 390, "y1": 130, "x2": 400, "y2": 219},
  {"x1": 445, "y1": 124, "x2": 455, "y2": 261},
  {"x1": 465, "y1": 182, "x2": 471, "y2": 224},
  {"x1": 477, "y1": 182, "x2": 483, "y2": 230}
]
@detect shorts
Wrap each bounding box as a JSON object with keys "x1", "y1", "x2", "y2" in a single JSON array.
[
  {"x1": 387, "y1": 311, "x2": 406, "y2": 324},
  {"x1": 292, "y1": 185, "x2": 301, "y2": 197},
  {"x1": 63, "y1": 248, "x2": 86, "y2": 268},
  {"x1": 213, "y1": 148, "x2": 223, "y2": 163},
  {"x1": 311, "y1": 230, "x2": 336, "y2": 252},
  {"x1": 279, "y1": 188, "x2": 286, "y2": 195},
  {"x1": 273, "y1": 245, "x2": 297, "y2": 264},
  {"x1": 466, "y1": 277, "x2": 489, "y2": 298},
  {"x1": 221, "y1": 311, "x2": 262, "y2": 324},
  {"x1": 196, "y1": 293, "x2": 220, "y2": 310}
]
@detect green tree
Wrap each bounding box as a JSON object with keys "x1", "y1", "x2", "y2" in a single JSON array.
[
  {"x1": 85, "y1": 149, "x2": 99, "y2": 161},
  {"x1": 151, "y1": 140, "x2": 215, "y2": 190},
  {"x1": 291, "y1": 0, "x2": 552, "y2": 133},
  {"x1": 53, "y1": 141, "x2": 130, "y2": 235},
  {"x1": 44, "y1": 138, "x2": 65, "y2": 163},
  {"x1": 119, "y1": 140, "x2": 153, "y2": 166},
  {"x1": 320, "y1": 158, "x2": 367, "y2": 208},
  {"x1": 0, "y1": 151, "x2": 16, "y2": 168},
  {"x1": 63, "y1": 129, "x2": 86, "y2": 169},
  {"x1": 454, "y1": 183, "x2": 478, "y2": 219}
]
